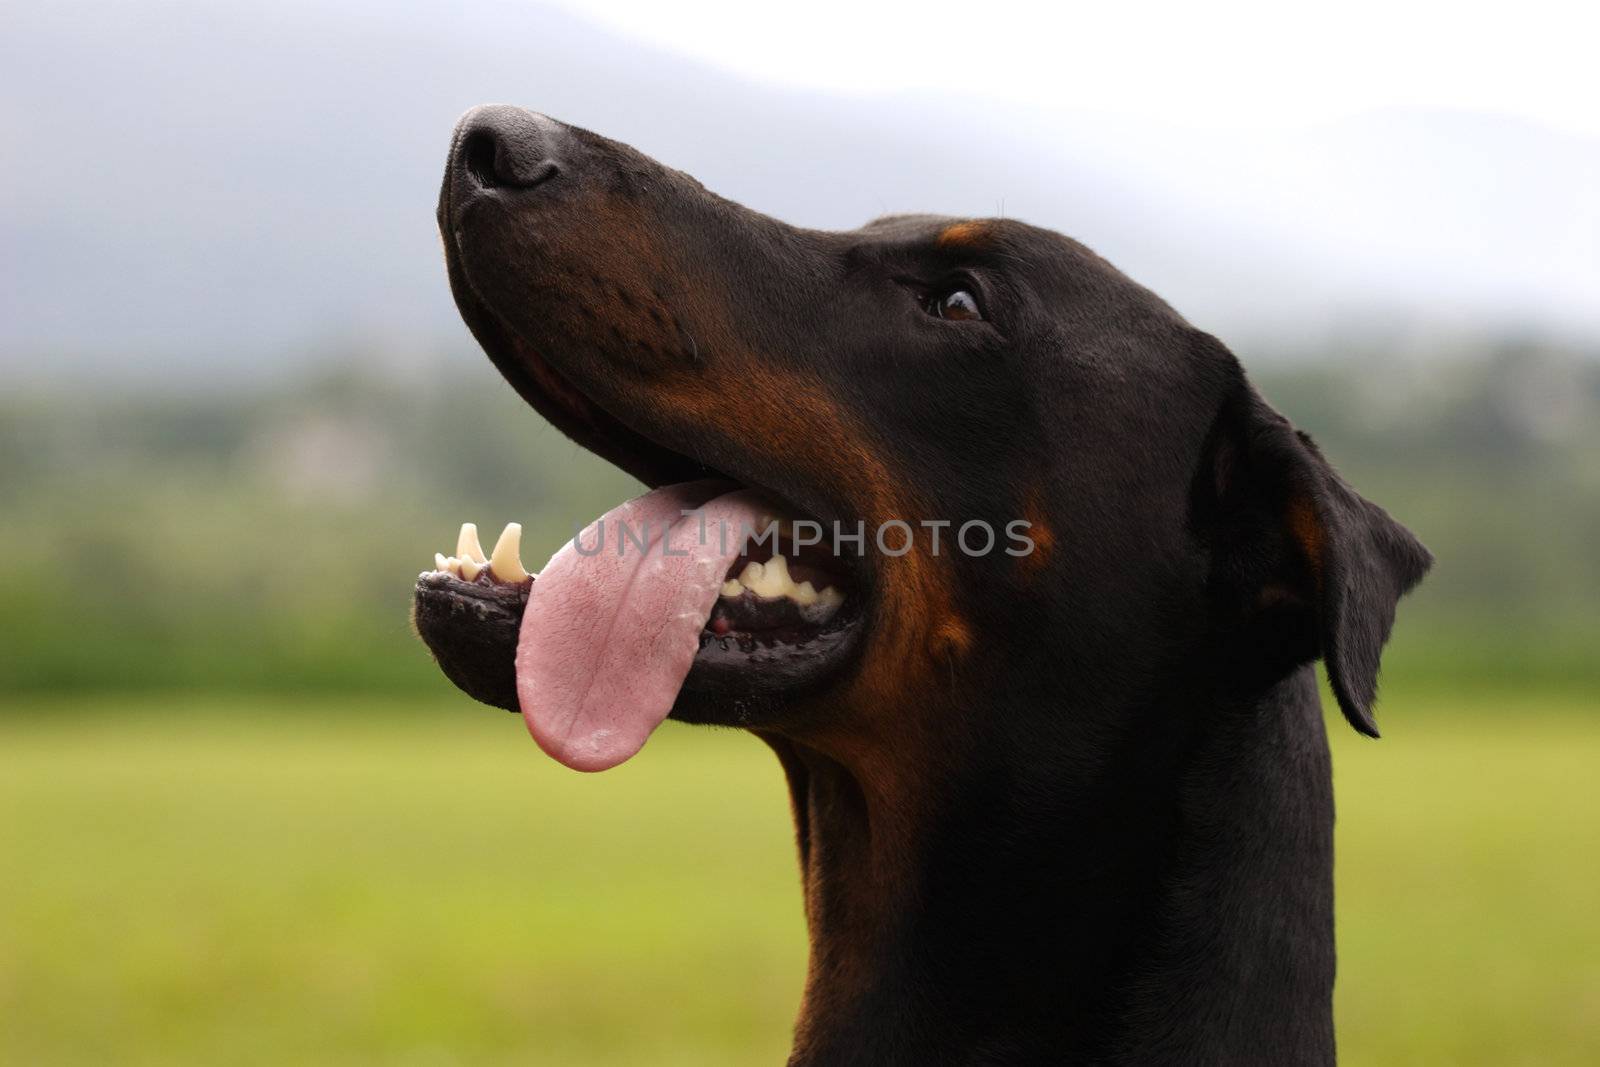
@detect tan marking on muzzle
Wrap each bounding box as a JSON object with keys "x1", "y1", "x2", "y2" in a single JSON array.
[
  {"x1": 520, "y1": 187, "x2": 974, "y2": 737},
  {"x1": 661, "y1": 369, "x2": 972, "y2": 719}
]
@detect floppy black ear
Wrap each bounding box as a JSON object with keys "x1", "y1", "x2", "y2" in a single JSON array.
[{"x1": 1195, "y1": 381, "x2": 1433, "y2": 736}]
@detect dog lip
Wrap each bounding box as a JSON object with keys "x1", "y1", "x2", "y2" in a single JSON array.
[{"x1": 683, "y1": 605, "x2": 866, "y2": 706}]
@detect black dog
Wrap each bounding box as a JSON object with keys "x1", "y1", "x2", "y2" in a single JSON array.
[{"x1": 415, "y1": 105, "x2": 1431, "y2": 1065}]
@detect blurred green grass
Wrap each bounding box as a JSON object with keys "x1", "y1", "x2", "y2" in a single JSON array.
[{"x1": 2, "y1": 692, "x2": 1596, "y2": 1065}]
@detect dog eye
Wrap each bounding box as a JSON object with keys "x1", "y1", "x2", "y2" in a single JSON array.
[{"x1": 927, "y1": 289, "x2": 983, "y2": 322}]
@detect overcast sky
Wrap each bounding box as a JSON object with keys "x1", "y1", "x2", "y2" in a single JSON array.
[
  {"x1": 4, "y1": 0, "x2": 1594, "y2": 376},
  {"x1": 547, "y1": 0, "x2": 1597, "y2": 137}
]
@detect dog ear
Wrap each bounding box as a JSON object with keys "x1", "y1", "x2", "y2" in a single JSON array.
[{"x1": 1194, "y1": 379, "x2": 1432, "y2": 736}]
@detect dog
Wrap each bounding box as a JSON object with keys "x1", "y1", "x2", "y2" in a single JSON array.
[{"x1": 414, "y1": 105, "x2": 1431, "y2": 1065}]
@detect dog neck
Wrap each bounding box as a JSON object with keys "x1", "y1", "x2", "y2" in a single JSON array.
[{"x1": 764, "y1": 665, "x2": 1337, "y2": 1065}]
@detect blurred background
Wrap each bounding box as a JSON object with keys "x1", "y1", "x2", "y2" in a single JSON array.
[{"x1": 2, "y1": 1, "x2": 1596, "y2": 1063}]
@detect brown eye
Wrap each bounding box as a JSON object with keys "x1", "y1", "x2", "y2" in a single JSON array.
[{"x1": 930, "y1": 289, "x2": 982, "y2": 321}]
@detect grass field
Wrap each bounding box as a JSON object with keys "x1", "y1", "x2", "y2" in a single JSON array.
[{"x1": 3, "y1": 692, "x2": 1597, "y2": 1065}]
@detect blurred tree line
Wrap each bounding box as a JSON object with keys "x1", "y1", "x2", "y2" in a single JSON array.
[{"x1": 3, "y1": 337, "x2": 1596, "y2": 701}]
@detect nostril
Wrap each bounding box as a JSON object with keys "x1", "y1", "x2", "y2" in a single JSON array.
[
  {"x1": 462, "y1": 130, "x2": 501, "y2": 189},
  {"x1": 460, "y1": 127, "x2": 560, "y2": 191}
]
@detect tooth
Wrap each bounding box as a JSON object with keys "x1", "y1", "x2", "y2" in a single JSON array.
[
  {"x1": 766, "y1": 553, "x2": 792, "y2": 584},
  {"x1": 750, "y1": 554, "x2": 794, "y2": 599},
  {"x1": 460, "y1": 556, "x2": 483, "y2": 581},
  {"x1": 434, "y1": 552, "x2": 451, "y2": 573},
  {"x1": 794, "y1": 580, "x2": 818, "y2": 605},
  {"x1": 739, "y1": 560, "x2": 765, "y2": 586},
  {"x1": 490, "y1": 522, "x2": 529, "y2": 582},
  {"x1": 797, "y1": 584, "x2": 846, "y2": 625},
  {"x1": 444, "y1": 555, "x2": 463, "y2": 577},
  {"x1": 456, "y1": 523, "x2": 487, "y2": 563},
  {"x1": 720, "y1": 578, "x2": 743, "y2": 598}
]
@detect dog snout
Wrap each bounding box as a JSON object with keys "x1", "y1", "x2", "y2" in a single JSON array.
[{"x1": 450, "y1": 105, "x2": 564, "y2": 197}]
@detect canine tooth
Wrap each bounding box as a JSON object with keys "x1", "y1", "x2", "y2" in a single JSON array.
[
  {"x1": 490, "y1": 522, "x2": 529, "y2": 582},
  {"x1": 720, "y1": 578, "x2": 744, "y2": 598},
  {"x1": 456, "y1": 522, "x2": 488, "y2": 563},
  {"x1": 460, "y1": 556, "x2": 483, "y2": 581},
  {"x1": 794, "y1": 580, "x2": 818, "y2": 605},
  {"x1": 434, "y1": 552, "x2": 451, "y2": 573}
]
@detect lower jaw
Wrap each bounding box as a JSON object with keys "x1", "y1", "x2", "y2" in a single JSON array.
[
  {"x1": 414, "y1": 552, "x2": 867, "y2": 723},
  {"x1": 676, "y1": 611, "x2": 866, "y2": 721}
]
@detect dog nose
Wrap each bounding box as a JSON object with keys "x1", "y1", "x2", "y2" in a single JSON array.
[{"x1": 451, "y1": 105, "x2": 564, "y2": 192}]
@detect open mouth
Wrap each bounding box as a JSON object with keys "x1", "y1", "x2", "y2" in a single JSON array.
[
  {"x1": 426, "y1": 510, "x2": 860, "y2": 662},
  {"x1": 425, "y1": 504, "x2": 862, "y2": 670},
  {"x1": 415, "y1": 273, "x2": 866, "y2": 771}
]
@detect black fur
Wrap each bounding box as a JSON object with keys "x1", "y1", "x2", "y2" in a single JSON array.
[{"x1": 421, "y1": 106, "x2": 1432, "y2": 1065}]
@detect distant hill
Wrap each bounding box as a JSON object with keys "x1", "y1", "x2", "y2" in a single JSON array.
[{"x1": 4, "y1": 0, "x2": 1598, "y2": 382}]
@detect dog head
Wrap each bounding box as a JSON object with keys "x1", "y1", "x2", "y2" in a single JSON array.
[{"x1": 419, "y1": 106, "x2": 1431, "y2": 770}]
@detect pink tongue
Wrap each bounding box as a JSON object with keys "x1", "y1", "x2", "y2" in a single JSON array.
[{"x1": 515, "y1": 481, "x2": 764, "y2": 771}]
